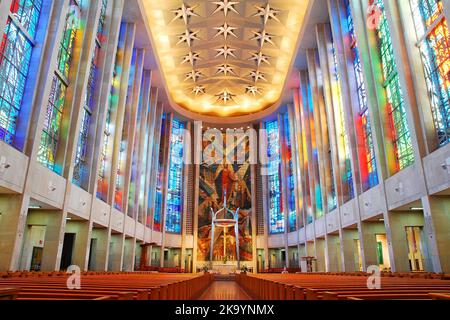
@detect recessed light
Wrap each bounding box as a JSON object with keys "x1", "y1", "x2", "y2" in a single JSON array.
[{"x1": 410, "y1": 207, "x2": 423, "y2": 211}]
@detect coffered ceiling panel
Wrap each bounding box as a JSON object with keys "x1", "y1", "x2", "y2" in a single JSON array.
[{"x1": 140, "y1": 0, "x2": 309, "y2": 117}]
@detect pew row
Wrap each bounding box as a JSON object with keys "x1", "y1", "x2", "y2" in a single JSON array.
[
  {"x1": 236, "y1": 273, "x2": 450, "y2": 300},
  {"x1": 0, "y1": 272, "x2": 213, "y2": 300}
]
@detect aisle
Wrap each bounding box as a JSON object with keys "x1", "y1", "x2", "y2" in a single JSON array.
[{"x1": 198, "y1": 281, "x2": 252, "y2": 300}]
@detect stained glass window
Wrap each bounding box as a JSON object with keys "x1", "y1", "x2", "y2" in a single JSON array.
[
  {"x1": 74, "y1": 1, "x2": 108, "y2": 187},
  {"x1": 97, "y1": 71, "x2": 116, "y2": 201},
  {"x1": 73, "y1": 43, "x2": 99, "y2": 187},
  {"x1": 37, "y1": 0, "x2": 79, "y2": 171},
  {"x1": 97, "y1": 0, "x2": 108, "y2": 40},
  {"x1": 138, "y1": 108, "x2": 150, "y2": 222},
  {"x1": 114, "y1": 48, "x2": 135, "y2": 211},
  {"x1": 283, "y1": 113, "x2": 296, "y2": 232},
  {"x1": 266, "y1": 120, "x2": 284, "y2": 234},
  {"x1": 10, "y1": 0, "x2": 43, "y2": 38},
  {"x1": 0, "y1": 0, "x2": 42, "y2": 145},
  {"x1": 346, "y1": 0, "x2": 379, "y2": 191},
  {"x1": 306, "y1": 81, "x2": 322, "y2": 222},
  {"x1": 410, "y1": 0, "x2": 450, "y2": 147},
  {"x1": 57, "y1": 0, "x2": 79, "y2": 79},
  {"x1": 154, "y1": 114, "x2": 167, "y2": 232},
  {"x1": 127, "y1": 73, "x2": 145, "y2": 219},
  {"x1": 331, "y1": 37, "x2": 355, "y2": 201},
  {"x1": 165, "y1": 118, "x2": 185, "y2": 234},
  {"x1": 37, "y1": 76, "x2": 66, "y2": 173},
  {"x1": 376, "y1": 0, "x2": 415, "y2": 171}
]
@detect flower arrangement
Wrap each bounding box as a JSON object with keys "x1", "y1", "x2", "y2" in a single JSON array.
[{"x1": 240, "y1": 265, "x2": 249, "y2": 274}]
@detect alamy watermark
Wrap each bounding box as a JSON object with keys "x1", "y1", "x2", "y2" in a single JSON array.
[{"x1": 176, "y1": 122, "x2": 278, "y2": 176}]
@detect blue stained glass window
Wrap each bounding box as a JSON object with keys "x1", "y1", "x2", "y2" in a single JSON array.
[
  {"x1": 10, "y1": 0, "x2": 43, "y2": 38},
  {"x1": 37, "y1": 75, "x2": 66, "y2": 173},
  {"x1": 410, "y1": 0, "x2": 450, "y2": 147},
  {"x1": 283, "y1": 113, "x2": 297, "y2": 232},
  {"x1": 74, "y1": 0, "x2": 108, "y2": 187},
  {"x1": 346, "y1": 0, "x2": 379, "y2": 191},
  {"x1": 38, "y1": 0, "x2": 80, "y2": 172},
  {"x1": 165, "y1": 118, "x2": 185, "y2": 234},
  {"x1": 73, "y1": 43, "x2": 99, "y2": 187},
  {"x1": 0, "y1": 0, "x2": 42, "y2": 145},
  {"x1": 267, "y1": 120, "x2": 284, "y2": 234},
  {"x1": 153, "y1": 114, "x2": 166, "y2": 231}
]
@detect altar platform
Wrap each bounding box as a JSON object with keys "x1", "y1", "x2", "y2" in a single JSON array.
[{"x1": 212, "y1": 263, "x2": 238, "y2": 275}]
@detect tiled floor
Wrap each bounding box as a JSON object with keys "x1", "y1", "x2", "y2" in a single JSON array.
[{"x1": 198, "y1": 281, "x2": 252, "y2": 300}]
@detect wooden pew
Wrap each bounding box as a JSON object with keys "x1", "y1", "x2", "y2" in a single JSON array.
[
  {"x1": 0, "y1": 272, "x2": 213, "y2": 300},
  {"x1": 429, "y1": 293, "x2": 450, "y2": 300},
  {"x1": 236, "y1": 273, "x2": 450, "y2": 301},
  {"x1": 0, "y1": 287, "x2": 19, "y2": 300}
]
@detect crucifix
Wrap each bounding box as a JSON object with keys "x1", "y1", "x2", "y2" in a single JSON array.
[{"x1": 210, "y1": 191, "x2": 240, "y2": 268}]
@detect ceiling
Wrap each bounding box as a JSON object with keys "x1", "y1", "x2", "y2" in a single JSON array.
[{"x1": 138, "y1": 0, "x2": 311, "y2": 119}]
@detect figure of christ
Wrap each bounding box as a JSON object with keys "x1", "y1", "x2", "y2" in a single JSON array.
[{"x1": 216, "y1": 164, "x2": 238, "y2": 205}]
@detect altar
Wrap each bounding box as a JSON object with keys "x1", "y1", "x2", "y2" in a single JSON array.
[{"x1": 211, "y1": 262, "x2": 238, "y2": 274}]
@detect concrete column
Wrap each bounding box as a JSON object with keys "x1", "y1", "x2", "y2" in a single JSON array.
[
  {"x1": 91, "y1": 227, "x2": 109, "y2": 271},
  {"x1": 122, "y1": 237, "x2": 136, "y2": 271},
  {"x1": 160, "y1": 113, "x2": 174, "y2": 268},
  {"x1": 190, "y1": 120, "x2": 202, "y2": 272},
  {"x1": 25, "y1": 210, "x2": 66, "y2": 271},
  {"x1": 315, "y1": 238, "x2": 326, "y2": 272},
  {"x1": 64, "y1": 220, "x2": 91, "y2": 270},
  {"x1": 360, "y1": 221, "x2": 386, "y2": 269},
  {"x1": 278, "y1": 114, "x2": 290, "y2": 267},
  {"x1": 422, "y1": 196, "x2": 450, "y2": 273},
  {"x1": 134, "y1": 70, "x2": 152, "y2": 224},
  {"x1": 326, "y1": 234, "x2": 341, "y2": 272},
  {"x1": 0, "y1": 195, "x2": 28, "y2": 271},
  {"x1": 180, "y1": 122, "x2": 192, "y2": 270},
  {"x1": 341, "y1": 229, "x2": 359, "y2": 272},
  {"x1": 121, "y1": 49, "x2": 145, "y2": 216},
  {"x1": 148, "y1": 105, "x2": 163, "y2": 235},
  {"x1": 250, "y1": 161, "x2": 258, "y2": 273},
  {"x1": 143, "y1": 88, "x2": 159, "y2": 230},
  {"x1": 288, "y1": 102, "x2": 305, "y2": 230},
  {"x1": 109, "y1": 233, "x2": 125, "y2": 271},
  {"x1": 260, "y1": 122, "x2": 270, "y2": 270}
]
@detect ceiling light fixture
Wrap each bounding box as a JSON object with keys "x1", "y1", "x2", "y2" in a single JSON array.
[
  {"x1": 253, "y1": 3, "x2": 281, "y2": 24},
  {"x1": 212, "y1": 0, "x2": 240, "y2": 17},
  {"x1": 215, "y1": 45, "x2": 237, "y2": 59},
  {"x1": 171, "y1": 3, "x2": 199, "y2": 25},
  {"x1": 214, "y1": 23, "x2": 238, "y2": 40},
  {"x1": 250, "y1": 30, "x2": 276, "y2": 48},
  {"x1": 177, "y1": 29, "x2": 200, "y2": 47},
  {"x1": 181, "y1": 52, "x2": 200, "y2": 66},
  {"x1": 249, "y1": 52, "x2": 270, "y2": 66},
  {"x1": 185, "y1": 70, "x2": 203, "y2": 82}
]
